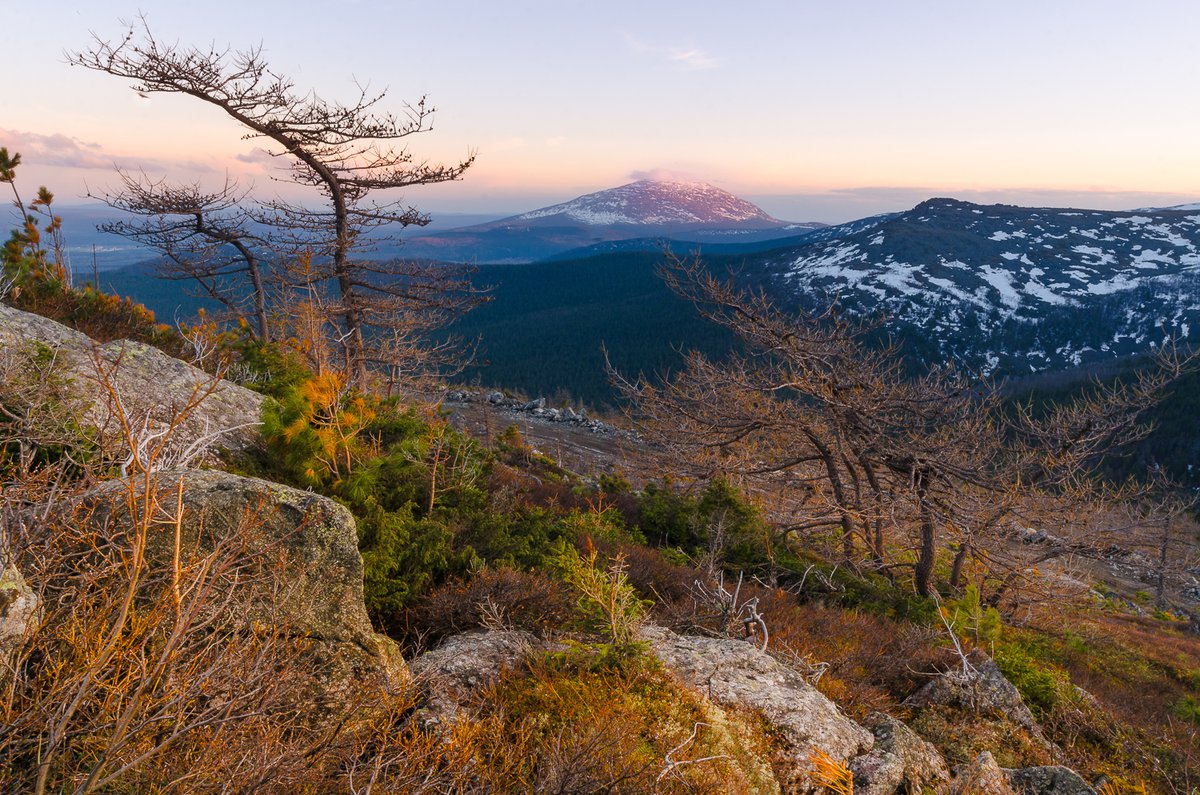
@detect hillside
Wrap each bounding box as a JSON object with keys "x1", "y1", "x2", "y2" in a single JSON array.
[
  {"x1": 5, "y1": 296, "x2": 1200, "y2": 792},
  {"x1": 91, "y1": 194, "x2": 1200, "y2": 482},
  {"x1": 750, "y1": 198, "x2": 1200, "y2": 373},
  {"x1": 450, "y1": 252, "x2": 739, "y2": 405}
]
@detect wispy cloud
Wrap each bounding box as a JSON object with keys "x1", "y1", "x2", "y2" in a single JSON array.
[
  {"x1": 667, "y1": 48, "x2": 719, "y2": 70},
  {"x1": 235, "y1": 147, "x2": 277, "y2": 167},
  {"x1": 622, "y1": 34, "x2": 720, "y2": 71},
  {"x1": 1, "y1": 128, "x2": 217, "y2": 174},
  {"x1": 1, "y1": 129, "x2": 110, "y2": 170},
  {"x1": 629, "y1": 167, "x2": 703, "y2": 183}
]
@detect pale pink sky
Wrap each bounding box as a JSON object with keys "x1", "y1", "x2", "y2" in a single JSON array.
[{"x1": 6, "y1": 1, "x2": 1199, "y2": 222}]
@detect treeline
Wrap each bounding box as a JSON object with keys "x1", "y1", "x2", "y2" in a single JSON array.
[{"x1": 1014, "y1": 360, "x2": 1200, "y2": 488}]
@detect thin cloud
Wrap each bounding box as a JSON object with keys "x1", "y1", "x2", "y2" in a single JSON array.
[
  {"x1": 1, "y1": 127, "x2": 216, "y2": 174},
  {"x1": 622, "y1": 34, "x2": 720, "y2": 71},
  {"x1": 235, "y1": 147, "x2": 277, "y2": 167},
  {"x1": 1, "y1": 128, "x2": 109, "y2": 170},
  {"x1": 668, "y1": 48, "x2": 719, "y2": 70},
  {"x1": 629, "y1": 168, "x2": 703, "y2": 183}
]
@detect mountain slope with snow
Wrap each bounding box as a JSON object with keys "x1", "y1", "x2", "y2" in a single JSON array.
[{"x1": 748, "y1": 198, "x2": 1200, "y2": 373}]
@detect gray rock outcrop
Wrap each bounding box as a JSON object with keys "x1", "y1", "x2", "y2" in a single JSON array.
[
  {"x1": 410, "y1": 629, "x2": 544, "y2": 725},
  {"x1": 904, "y1": 652, "x2": 1045, "y2": 739},
  {"x1": 642, "y1": 625, "x2": 874, "y2": 794},
  {"x1": 950, "y1": 751, "x2": 1017, "y2": 795},
  {"x1": 443, "y1": 389, "x2": 621, "y2": 435},
  {"x1": 850, "y1": 712, "x2": 950, "y2": 794},
  {"x1": 0, "y1": 303, "x2": 264, "y2": 456},
  {"x1": 946, "y1": 752, "x2": 1097, "y2": 795},
  {"x1": 78, "y1": 469, "x2": 406, "y2": 697}
]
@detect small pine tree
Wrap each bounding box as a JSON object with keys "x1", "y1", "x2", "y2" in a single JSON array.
[{"x1": 554, "y1": 544, "x2": 649, "y2": 665}]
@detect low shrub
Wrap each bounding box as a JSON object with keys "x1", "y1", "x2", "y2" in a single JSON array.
[
  {"x1": 994, "y1": 643, "x2": 1072, "y2": 718},
  {"x1": 410, "y1": 568, "x2": 575, "y2": 646},
  {"x1": 482, "y1": 656, "x2": 776, "y2": 794}
]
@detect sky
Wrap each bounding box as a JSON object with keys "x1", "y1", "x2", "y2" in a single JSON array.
[{"x1": 4, "y1": 1, "x2": 1199, "y2": 224}]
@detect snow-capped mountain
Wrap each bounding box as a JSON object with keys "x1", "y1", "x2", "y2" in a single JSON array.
[
  {"x1": 399, "y1": 180, "x2": 819, "y2": 263},
  {"x1": 514, "y1": 180, "x2": 782, "y2": 227},
  {"x1": 748, "y1": 198, "x2": 1200, "y2": 374}
]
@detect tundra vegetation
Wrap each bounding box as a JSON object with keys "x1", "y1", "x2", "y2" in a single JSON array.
[{"x1": 3, "y1": 29, "x2": 1200, "y2": 794}]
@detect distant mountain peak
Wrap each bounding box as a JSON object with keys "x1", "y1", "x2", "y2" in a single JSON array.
[{"x1": 514, "y1": 179, "x2": 781, "y2": 227}]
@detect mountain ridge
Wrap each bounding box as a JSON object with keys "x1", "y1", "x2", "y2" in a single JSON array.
[
  {"x1": 398, "y1": 179, "x2": 821, "y2": 263},
  {"x1": 511, "y1": 179, "x2": 785, "y2": 227},
  {"x1": 744, "y1": 197, "x2": 1200, "y2": 373}
]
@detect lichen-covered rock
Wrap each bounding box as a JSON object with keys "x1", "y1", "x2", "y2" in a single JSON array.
[
  {"x1": 946, "y1": 753, "x2": 1094, "y2": 795},
  {"x1": 0, "y1": 303, "x2": 263, "y2": 455},
  {"x1": 411, "y1": 628, "x2": 783, "y2": 793},
  {"x1": 410, "y1": 629, "x2": 542, "y2": 725},
  {"x1": 849, "y1": 749, "x2": 906, "y2": 795},
  {"x1": 98, "y1": 338, "x2": 264, "y2": 451},
  {"x1": 1007, "y1": 765, "x2": 1096, "y2": 794},
  {"x1": 0, "y1": 564, "x2": 38, "y2": 653},
  {"x1": 411, "y1": 629, "x2": 537, "y2": 692},
  {"x1": 904, "y1": 652, "x2": 1046, "y2": 741},
  {"x1": 850, "y1": 712, "x2": 950, "y2": 794},
  {"x1": 79, "y1": 470, "x2": 405, "y2": 696},
  {"x1": 642, "y1": 625, "x2": 874, "y2": 794},
  {"x1": 950, "y1": 751, "x2": 1017, "y2": 795}
]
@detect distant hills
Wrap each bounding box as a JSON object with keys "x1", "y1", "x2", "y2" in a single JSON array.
[
  {"x1": 90, "y1": 187, "x2": 1200, "y2": 385},
  {"x1": 77, "y1": 186, "x2": 1200, "y2": 481},
  {"x1": 446, "y1": 196, "x2": 1200, "y2": 485},
  {"x1": 397, "y1": 179, "x2": 823, "y2": 263}
]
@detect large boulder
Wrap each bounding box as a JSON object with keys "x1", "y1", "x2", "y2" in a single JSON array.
[
  {"x1": 905, "y1": 652, "x2": 1045, "y2": 740},
  {"x1": 642, "y1": 625, "x2": 874, "y2": 794},
  {"x1": 410, "y1": 629, "x2": 542, "y2": 726},
  {"x1": 78, "y1": 469, "x2": 405, "y2": 696},
  {"x1": 950, "y1": 751, "x2": 1017, "y2": 795},
  {"x1": 946, "y1": 752, "x2": 1096, "y2": 795},
  {"x1": 411, "y1": 627, "x2": 784, "y2": 793},
  {"x1": 0, "y1": 303, "x2": 264, "y2": 456},
  {"x1": 850, "y1": 712, "x2": 951, "y2": 794}
]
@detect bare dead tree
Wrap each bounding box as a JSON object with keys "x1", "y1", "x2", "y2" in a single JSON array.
[
  {"x1": 613, "y1": 252, "x2": 1190, "y2": 599},
  {"x1": 70, "y1": 16, "x2": 483, "y2": 385},
  {"x1": 89, "y1": 171, "x2": 272, "y2": 341}
]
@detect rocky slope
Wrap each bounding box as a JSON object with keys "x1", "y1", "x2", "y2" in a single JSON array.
[
  {"x1": 0, "y1": 304, "x2": 1131, "y2": 792},
  {"x1": 412, "y1": 626, "x2": 1100, "y2": 794},
  {"x1": 0, "y1": 303, "x2": 264, "y2": 458},
  {"x1": 0, "y1": 308, "x2": 403, "y2": 701}
]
